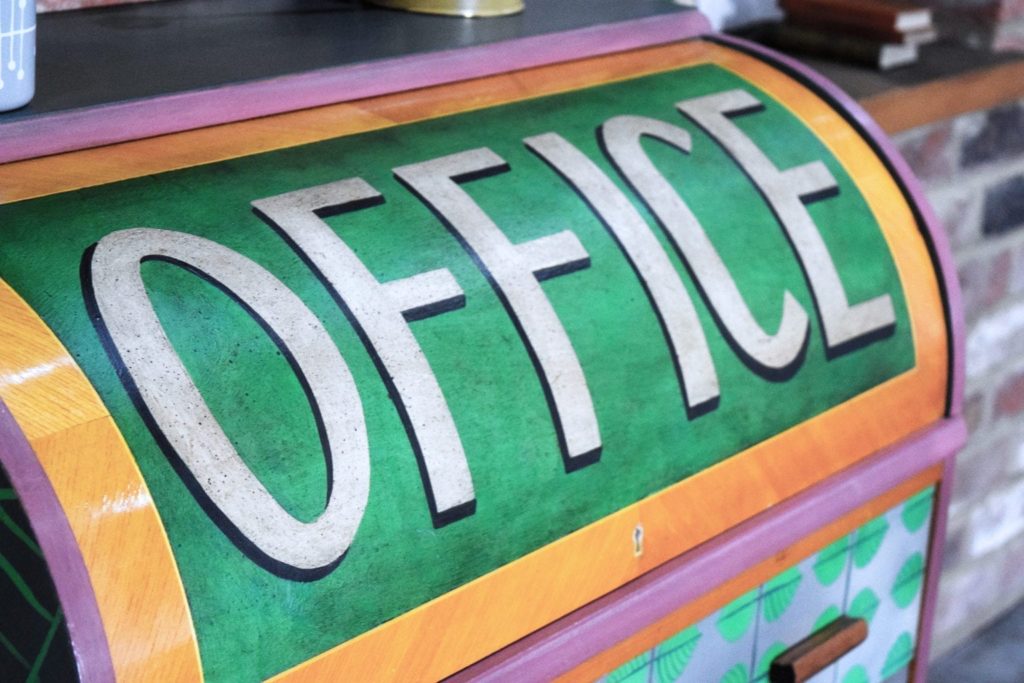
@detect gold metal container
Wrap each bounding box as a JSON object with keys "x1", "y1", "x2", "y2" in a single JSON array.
[{"x1": 368, "y1": 0, "x2": 524, "y2": 17}]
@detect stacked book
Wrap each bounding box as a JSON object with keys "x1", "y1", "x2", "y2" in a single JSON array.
[{"x1": 770, "y1": 0, "x2": 937, "y2": 70}]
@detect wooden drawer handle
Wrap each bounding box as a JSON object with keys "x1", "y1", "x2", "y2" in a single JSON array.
[{"x1": 769, "y1": 616, "x2": 868, "y2": 683}]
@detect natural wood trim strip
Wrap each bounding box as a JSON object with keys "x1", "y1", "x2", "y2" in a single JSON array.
[{"x1": 862, "y1": 58, "x2": 1024, "y2": 133}]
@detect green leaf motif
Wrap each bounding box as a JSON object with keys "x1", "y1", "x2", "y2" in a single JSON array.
[
  {"x1": 756, "y1": 641, "x2": 788, "y2": 680},
  {"x1": 717, "y1": 589, "x2": 758, "y2": 642},
  {"x1": 881, "y1": 632, "x2": 914, "y2": 679},
  {"x1": 606, "y1": 652, "x2": 649, "y2": 683},
  {"x1": 891, "y1": 552, "x2": 925, "y2": 608},
  {"x1": 654, "y1": 626, "x2": 701, "y2": 683},
  {"x1": 902, "y1": 489, "x2": 934, "y2": 533},
  {"x1": 763, "y1": 567, "x2": 802, "y2": 622},
  {"x1": 814, "y1": 536, "x2": 850, "y2": 586},
  {"x1": 814, "y1": 604, "x2": 842, "y2": 632},
  {"x1": 842, "y1": 664, "x2": 869, "y2": 683},
  {"x1": 853, "y1": 517, "x2": 890, "y2": 568},
  {"x1": 847, "y1": 587, "x2": 880, "y2": 625},
  {"x1": 720, "y1": 663, "x2": 749, "y2": 683}
]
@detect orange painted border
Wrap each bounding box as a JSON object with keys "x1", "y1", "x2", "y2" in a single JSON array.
[
  {"x1": 0, "y1": 41, "x2": 946, "y2": 681},
  {"x1": 0, "y1": 281, "x2": 203, "y2": 682}
]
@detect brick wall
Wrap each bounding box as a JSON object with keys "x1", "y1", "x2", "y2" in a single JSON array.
[
  {"x1": 894, "y1": 98, "x2": 1024, "y2": 657},
  {"x1": 925, "y1": 0, "x2": 1024, "y2": 49}
]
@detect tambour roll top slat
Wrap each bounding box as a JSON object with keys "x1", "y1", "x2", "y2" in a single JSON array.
[{"x1": 0, "y1": 20, "x2": 958, "y2": 682}]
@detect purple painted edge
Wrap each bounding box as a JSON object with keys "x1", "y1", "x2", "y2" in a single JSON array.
[
  {"x1": 714, "y1": 34, "x2": 966, "y2": 419},
  {"x1": 0, "y1": 11, "x2": 712, "y2": 164},
  {"x1": 450, "y1": 417, "x2": 967, "y2": 682},
  {"x1": 912, "y1": 453, "x2": 956, "y2": 683},
  {"x1": 0, "y1": 398, "x2": 115, "y2": 683}
]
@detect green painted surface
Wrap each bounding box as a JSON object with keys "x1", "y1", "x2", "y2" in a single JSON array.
[{"x1": 0, "y1": 64, "x2": 914, "y2": 679}]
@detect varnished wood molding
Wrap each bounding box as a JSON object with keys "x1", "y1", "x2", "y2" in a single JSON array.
[{"x1": 862, "y1": 58, "x2": 1024, "y2": 133}]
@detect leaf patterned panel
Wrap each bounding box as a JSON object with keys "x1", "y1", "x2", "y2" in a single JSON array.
[
  {"x1": 599, "y1": 591, "x2": 759, "y2": 683},
  {"x1": 836, "y1": 488, "x2": 933, "y2": 683},
  {"x1": 662, "y1": 590, "x2": 759, "y2": 683},
  {"x1": 596, "y1": 487, "x2": 935, "y2": 683},
  {"x1": 752, "y1": 541, "x2": 850, "y2": 683}
]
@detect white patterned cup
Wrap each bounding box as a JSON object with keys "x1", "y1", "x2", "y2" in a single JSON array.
[{"x1": 0, "y1": 0, "x2": 35, "y2": 111}]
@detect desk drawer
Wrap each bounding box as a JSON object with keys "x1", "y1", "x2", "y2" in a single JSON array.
[{"x1": 600, "y1": 487, "x2": 934, "y2": 683}]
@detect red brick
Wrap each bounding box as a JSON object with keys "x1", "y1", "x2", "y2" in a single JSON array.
[
  {"x1": 1010, "y1": 243, "x2": 1024, "y2": 297},
  {"x1": 996, "y1": 367, "x2": 1024, "y2": 416},
  {"x1": 988, "y1": 251, "x2": 1014, "y2": 306},
  {"x1": 996, "y1": 0, "x2": 1024, "y2": 21},
  {"x1": 953, "y1": 445, "x2": 1003, "y2": 507},
  {"x1": 929, "y1": 188, "x2": 979, "y2": 250},
  {"x1": 993, "y1": 17, "x2": 1024, "y2": 50},
  {"x1": 896, "y1": 121, "x2": 959, "y2": 183},
  {"x1": 964, "y1": 390, "x2": 987, "y2": 433},
  {"x1": 958, "y1": 250, "x2": 1012, "y2": 322}
]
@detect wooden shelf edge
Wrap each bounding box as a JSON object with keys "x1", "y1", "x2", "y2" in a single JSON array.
[{"x1": 860, "y1": 56, "x2": 1024, "y2": 133}]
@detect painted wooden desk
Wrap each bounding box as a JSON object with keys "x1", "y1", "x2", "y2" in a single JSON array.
[{"x1": 0, "y1": 11, "x2": 965, "y2": 683}]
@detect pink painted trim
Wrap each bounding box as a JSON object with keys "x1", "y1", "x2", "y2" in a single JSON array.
[
  {"x1": 0, "y1": 12, "x2": 711, "y2": 165},
  {"x1": 451, "y1": 417, "x2": 967, "y2": 682},
  {"x1": 714, "y1": 35, "x2": 967, "y2": 419},
  {"x1": 912, "y1": 453, "x2": 956, "y2": 682},
  {"x1": 0, "y1": 399, "x2": 114, "y2": 682}
]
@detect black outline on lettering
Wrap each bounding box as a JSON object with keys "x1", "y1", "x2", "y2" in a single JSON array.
[
  {"x1": 597, "y1": 120, "x2": 809, "y2": 383},
  {"x1": 401, "y1": 293, "x2": 466, "y2": 323},
  {"x1": 789, "y1": 182, "x2": 896, "y2": 360},
  {"x1": 253, "y1": 196, "x2": 476, "y2": 529},
  {"x1": 710, "y1": 35, "x2": 952, "y2": 414},
  {"x1": 679, "y1": 98, "x2": 895, "y2": 363},
  {"x1": 526, "y1": 139, "x2": 719, "y2": 420},
  {"x1": 81, "y1": 244, "x2": 343, "y2": 582},
  {"x1": 394, "y1": 161, "x2": 602, "y2": 473},
  {"x1": 533, "y1": 254, "x2": 591, "y2": 282}
]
